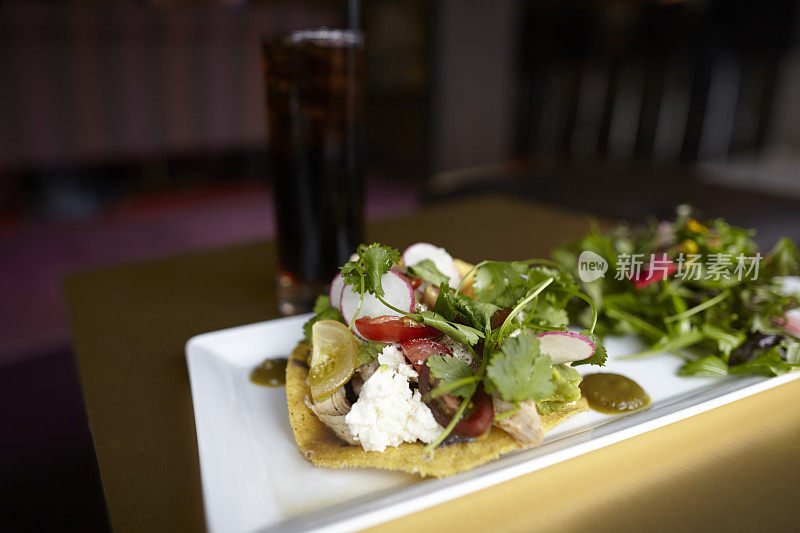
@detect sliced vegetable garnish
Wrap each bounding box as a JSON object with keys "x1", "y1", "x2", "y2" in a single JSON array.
[
  {"x1": 308, "y1": 320, "x2": 358, "y2": 402},
  {"x1": 340, "y1": 270, "x2": 415, "y2": 338},
  {"x1": 399, "y1": 338, "x2": 452, "y2": 370},
  {"x1": 536, "y1": 331, "x2": 595, "y2": 365},
  {"x1": 354, "y1": 315, "x2": 440, "y2": 343}
]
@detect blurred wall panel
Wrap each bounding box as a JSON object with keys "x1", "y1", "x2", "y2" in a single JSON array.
[{"x1": 0, "y1": 0, "x2": 339, "y2": 174}]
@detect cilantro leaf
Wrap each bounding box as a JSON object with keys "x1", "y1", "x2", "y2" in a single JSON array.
[
  {"x1": 486, "y1": 333, "x2": 555, "y2": 403},
  {"x1": 473, "y1": 261, "x2": 529, "y2": 307},
  {"x1": 426, "y1": 353, "x2": 477, "y2": 398},
  {"x1": 339, "y1": 243, "x2": 401, "y2": 297},
  {"x1": 301, "y1": 299, "x2": 345, "y2": 343},
  {"x1": 570, "y1": 329, "x2": 608, "y2": 366},
  {"x1": 407, "y1": 259, "x2": 450, "y2": 286},
  {"x1": 356, "y1": 339, "x2": 388, "y2": 367},
  {"x1": 526, "y1": 303, "x2": 569, "y2": 328}
]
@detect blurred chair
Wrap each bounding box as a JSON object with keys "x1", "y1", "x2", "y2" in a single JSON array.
[{"x1": 514, "y1": 0, "x2": 799, "y2": 172}]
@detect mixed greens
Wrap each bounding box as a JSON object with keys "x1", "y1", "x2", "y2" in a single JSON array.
[
  {"x1": 300, "y1": 211, "x2": 799, "y2": 452},
  {"x1": 553, "y1": 206, "x2": 800, "y2": 376}
]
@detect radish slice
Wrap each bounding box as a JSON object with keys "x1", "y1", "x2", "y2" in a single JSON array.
[
  {"x1": 329, "y1": 273, "x2": 346, "y2": 310},
  {"x1": 340, "y1": 270, "x2": 415, "y2": 339},
  {"x1": 402, "y1": 242, "x2": 461, "y2": 289},
  {"x1": 781, "y1": 309, "x2": 800, "y2": 339},
  {"x1": 536, "y1": 331, "x2": 595, "y2": 365}
]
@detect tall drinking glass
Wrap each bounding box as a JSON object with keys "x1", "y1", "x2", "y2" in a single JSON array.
[{"x1": 262, "y1": 30, "x2": 364, "y2": 315}]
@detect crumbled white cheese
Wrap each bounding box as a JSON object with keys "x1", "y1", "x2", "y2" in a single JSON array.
[
  {"x1": 377, "y1": 344, "x2": 417, "y2": 380},
  {"x1": 346, "y1": 344, "x2": 442, "y2": 452},
  {"x1": 414, "y1": 302, "x2": 429, "y2": 313},
  {"x1": 439, "y1": 335, "x2": 474, "y2": 365}
]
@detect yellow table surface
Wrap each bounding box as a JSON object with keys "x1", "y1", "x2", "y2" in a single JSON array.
[{"x1": 66, "y1": 194, "x2": 799, "y2": 532}]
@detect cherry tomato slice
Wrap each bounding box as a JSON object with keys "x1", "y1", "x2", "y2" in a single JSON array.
[
  {"x1": 452, "y1": 386, "x2": 494, "y2": 437},
  {"x1": 631, "y1": 253, "x2": 678, "y2": 289},
  {"x1": 418, "y1": 364, "x2": 494, "y2": 438},
  {"x1": 355, "y1": 316, "x2": 440, "y2": 343},
  {"x1": 407, "y1": 276, "x2": 423, "y2": 290},
  {"x1": 399, "y1": 338, "x2": 451, "y2": 369}
]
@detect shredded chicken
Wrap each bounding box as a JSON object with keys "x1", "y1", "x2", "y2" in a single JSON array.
[
  {"x1": 305, "y1": 386, "x2": 358, "y2": 445},
  {"x1": 492, "y1": 394, "x2": 544, "y2": 447},
  {"x1": 350, "y1": 360, "x2": 381, "y2": 396},
  {"x1": 358, "y1": 360, "x2": 379, "y2": 382}
]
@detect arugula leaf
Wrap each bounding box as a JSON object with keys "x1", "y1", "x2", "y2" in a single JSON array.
[
  {"x1": 486, "y1": 333, "x2": 555, "y2": 403},
  {"x1": 301, "y1": 297, "x2": 345, "y2": 343},
  {"x1": 764, "y1": 237, "x2": 800, "y2": 277},
  {"x1": 434, "y1": 282, "x2": 500, "y2": 333},
  {"x1": 339, "y1": 243, "x2": 401, "y2": 297},
  {"x1": 426, "y1": 354, "x2": 477, "y2": 398},
  {"x1": 728, "y1": 346, "x2": 798, "y2": 376},
  {"x1": 571, "y1": 329, "x2": 608, "y2": 366},
  {"x1": 356, "y1": 339, "x2": 388, "y2": 367},
  {"x1": 701, "y1": 324, "x2": 745, "y2": 360},
  {"x1": 419, "y1": 310, "x2": 483, "y2": 346},
  {"x1": 433, "y1": 282, "x2": 461, "y2": 322},
  {"x1": 407, "y1": 259, "x2": 450, "y2": 286},
  {"x1": 783, "y1": 337, "x2": 800, "y2": 364},
  {"x1": 678, "y1": 355, "x2": 729, "y2": 376}
]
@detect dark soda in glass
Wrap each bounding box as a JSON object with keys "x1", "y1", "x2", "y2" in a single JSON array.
[{"x1": 262, "y1": 30, "x2": 364, "y2": 314}]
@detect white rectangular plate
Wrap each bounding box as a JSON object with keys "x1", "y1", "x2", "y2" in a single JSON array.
[{"x1": 186, "y1": 314, "x2": 800, "y2": 533}]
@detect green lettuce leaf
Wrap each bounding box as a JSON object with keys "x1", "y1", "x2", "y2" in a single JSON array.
[
  {"x1": 536, "y1": 364, "x2": 583, "y2": 414},
  {"x1": 301, "y1": 295, "x2": 345, "y2": 343},
  {"x1": 356, "y1": 339, "x2": 388, "y2": 367},
  {"x1": 407, "y1": 259, "x2": 450, "y2": 286}
]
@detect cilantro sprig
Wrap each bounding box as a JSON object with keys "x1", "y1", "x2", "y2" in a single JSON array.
[{"x1": 486, "y1": 334, "x2": 555, "y2": 404}]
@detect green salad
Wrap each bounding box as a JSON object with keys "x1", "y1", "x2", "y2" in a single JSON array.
[{"x1": 553, "y1": 206, "x2": 800, "y2": 376}]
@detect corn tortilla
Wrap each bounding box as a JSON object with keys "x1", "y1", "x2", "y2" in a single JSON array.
[{"x1": 286, "y1": 343, "x2": 588, "y2": 478}]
